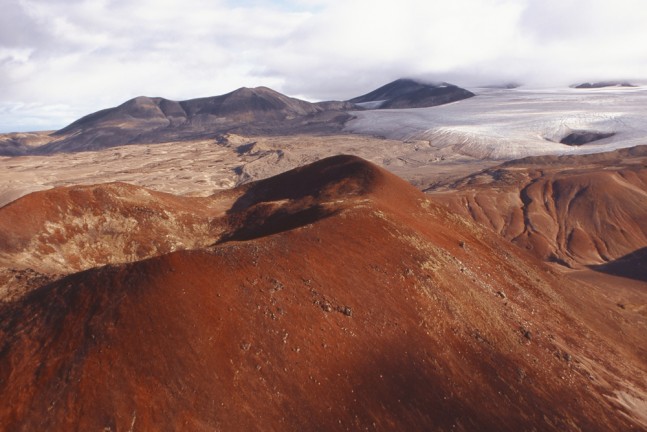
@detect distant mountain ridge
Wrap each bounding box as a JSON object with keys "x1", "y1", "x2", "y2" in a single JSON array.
[
  {"x1": 572, "y1": 81, "x2": 636, "y2": 89},
  {"x1": 38, "y1": 87, "x2": 354, "y2": 154},
  {"x1": 0, "y1": 79, "x2": 475, "y2": 155},
  {"x1": 349, "y1": 78, "x2": 475, "y2": 109},
  {"x1": 56, "y1": 87, "x2": 325, "y2": 135}
]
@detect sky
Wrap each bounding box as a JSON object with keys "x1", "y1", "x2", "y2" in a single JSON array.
[{"x1": 1, "y1": 0, "x2": 646, "y2": 132}]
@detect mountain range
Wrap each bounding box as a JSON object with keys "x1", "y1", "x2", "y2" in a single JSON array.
[
  {"x1": 350, "y1": 78, "x2": 474, "y2": 109},
  {"x1": 0, "y1": 79, "x2": 474, "y2": 156}
]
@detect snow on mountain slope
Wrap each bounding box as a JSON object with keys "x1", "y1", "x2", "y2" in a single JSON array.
[{"x1": 345, "y1": 86, "x2": 647, "y2": 159}]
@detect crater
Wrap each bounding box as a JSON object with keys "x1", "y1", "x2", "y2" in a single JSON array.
[{"x1": 559, "y1": 131, "x2": 615, "y2": 146}]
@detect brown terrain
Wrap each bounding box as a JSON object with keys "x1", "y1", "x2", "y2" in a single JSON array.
[
  {"x1": 429, "y1": 145, "x2": 647, "y2": 269},
  {"x1": 1, "y1": 155, "x2": 646, "y2": 431},
  {"x1": 30, "y1": 87, "x2": 354, "y2": 155},
  {"x1": 0, "y1": 133, "x2": 495, "y2": 208},
  {"x1": 0, "y1": 86, "x2": 351, "y2": 156}
]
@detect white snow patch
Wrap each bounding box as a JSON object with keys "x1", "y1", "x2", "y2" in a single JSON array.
[{"x1": 345, "y1": 86, "x2": 647, "y2": 159}]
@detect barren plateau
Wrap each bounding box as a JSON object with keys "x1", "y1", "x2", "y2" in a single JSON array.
[{"x1": 0, "y1": 133, "x2": 496, "y2": 209}]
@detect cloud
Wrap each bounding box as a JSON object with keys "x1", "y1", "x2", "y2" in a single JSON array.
[
  {"x1": 270, "y1": 0, "x2": 526, "y2": 99},
  {"x1": 514, "y1": 0, "x2": 647, "y2": 83},
  {"x1": 1, "y1": 0, "x2": 646, "y2": 132},
  {"x1": 0, "y1": 0, "x2": 312, "y2": 131}
]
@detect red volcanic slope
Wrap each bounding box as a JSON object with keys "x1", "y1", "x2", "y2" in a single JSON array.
[
  {"x1": 430, "y1": 146, "x2": 647, "y2": 268},
  {"x1": 1, "y1": 156, "x2": 646, "y2": 431},
  {"x1": 0, "y1": 182, "x2": 232, "y2": 274}
]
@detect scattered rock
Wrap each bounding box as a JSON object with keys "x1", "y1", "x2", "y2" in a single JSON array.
[
  {"x1": 340, "y1": 306, "x2": 353, "y2": 317},
  {"x1": 554, "y1": 350, "x2": 572, "y2": 362},
  {"x1": 522, "y1": 328, "x2": 532, "y2": 340},
  {"x1": 496, "y1": 291, "x2": 507, "y2": 299},
  {"x1": 473, "y1": 331, "x2": 486, "y2": 344},
  {"x1": 517, "y1": 368, "x2": 527, "y2": 383},
  {"x1": 270, "y1": 278, "x2": 284, "y2": 292}
]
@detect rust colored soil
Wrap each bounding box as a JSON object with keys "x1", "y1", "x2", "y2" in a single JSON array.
[
  {"x1": 0, "y1": 156, "x2": 646, "y2": 431},
  {"x1": 430, "y1": 145, "x2": 647, "y2": 268}
]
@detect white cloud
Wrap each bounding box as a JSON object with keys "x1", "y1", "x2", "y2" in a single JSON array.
[
  {"x1": 1, "y1": 0, "x2": 646, "y2": 132},
  {"x1": 270, "y1": 0, "x2": 527, "y2": 98}
]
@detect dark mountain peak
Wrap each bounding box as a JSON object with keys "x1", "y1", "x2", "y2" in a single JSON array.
[
  {"x1": 223, "y1": 86, "x2": 301, "y2": 107},
  {"x1": 53, "y1": 95, "x2": 174, "y2": 136},
  {"x1": 349, "y1": 78, "x2": 431, "y2": 103},
  {"x1": 116, "y1": 96, "x2": 169, "y2": 118},
  {"x1": 227, "y1": 86, "x2": 268, "y2": 98},
  {"x1": 182, "y1": 85, "x2": 319, "y2": 119},
  {"x1": 234, "y1": 86, "x2": 284, "y2": 96},
  {"x1": 126, "y1": 95, "x2": 159, "y2": 104},
  {"x1": 349, "y1": 78, "x2": 474, "y2": 109},
  {"x1": 222, "y1": 86, "x2": 302, "y2": 103}
]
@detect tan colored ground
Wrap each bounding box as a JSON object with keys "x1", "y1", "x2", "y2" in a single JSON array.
[{"x1": 0, "y1": 133, "x2": 496, "y2": 208}]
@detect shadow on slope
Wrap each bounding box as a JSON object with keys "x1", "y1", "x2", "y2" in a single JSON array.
[
  {"x1": 590, "y1": 247, "x2": 647, "y2": 283},
  {"x1": 220, "y1": 155, "x2": 385, "y2": 241}
]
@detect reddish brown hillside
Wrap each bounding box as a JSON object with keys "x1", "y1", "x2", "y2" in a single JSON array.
[
  {"x1": 430, "y1": 146, "x2": 647, "y2": 268},
  {"x1": 0, "y1": 182, "x2": 235, "y2": 276},
  {"x1": 1, "y1": 156, "x2": 646, "y2": 431}
]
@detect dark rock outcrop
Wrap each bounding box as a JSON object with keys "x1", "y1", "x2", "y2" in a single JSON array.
[
  {"x1": 573, "y1": 81, "x2": 636, "y2": 89},
  {"x1": 559, "y1": 131, "x2": 615, "y2": 146}
]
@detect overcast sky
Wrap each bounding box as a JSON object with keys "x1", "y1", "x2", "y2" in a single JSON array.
[{"x1": 1, "y1": 0, "x2": 646, "y2": 132}]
